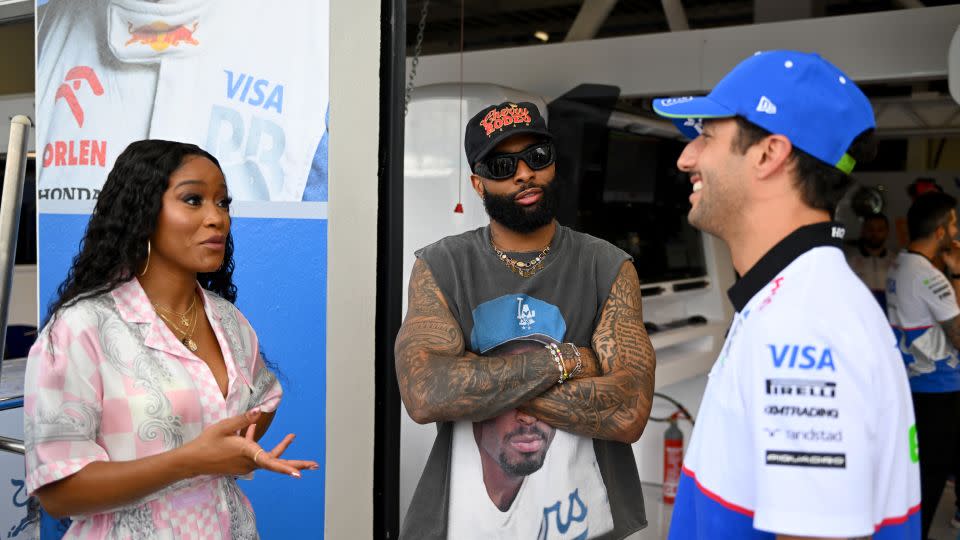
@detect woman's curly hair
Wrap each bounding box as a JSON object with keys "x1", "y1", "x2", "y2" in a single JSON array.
[{"x1": 45, "y1": 140, "x2": 237, "y2": 322}]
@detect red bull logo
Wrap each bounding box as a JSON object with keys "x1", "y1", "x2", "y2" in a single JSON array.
[{"x1": 126, "y1": 21, "x2": 199, "y2": 51}]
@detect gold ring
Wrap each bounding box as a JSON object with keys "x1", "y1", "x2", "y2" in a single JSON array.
[{"x1": 253, "y1": 449, "x2": 264, "y2": 466}]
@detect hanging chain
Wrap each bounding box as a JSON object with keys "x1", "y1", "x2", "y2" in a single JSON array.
[{"x1": 404, "y1": 0, "x2": 431, "y2": 116}]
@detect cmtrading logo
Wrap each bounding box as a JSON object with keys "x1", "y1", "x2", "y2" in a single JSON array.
[{"x1": 764, "y1": 405, "x2": 838, "y2": 418}]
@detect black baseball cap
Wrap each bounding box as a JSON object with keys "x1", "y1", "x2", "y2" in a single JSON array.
[{"x1": 464, "y1": 101, "x2": 552, "y2": 172}]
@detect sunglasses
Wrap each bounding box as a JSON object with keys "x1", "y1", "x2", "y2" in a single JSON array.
[{"x1": 474, "y1": 142, "x2": 555, "y2": 180}]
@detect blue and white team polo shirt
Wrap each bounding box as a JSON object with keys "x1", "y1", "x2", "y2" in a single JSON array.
[
  {"x1": 669, "y1": 222, "x2": 921, "y2": 539},
  {"x1": 887, "y1": 250, "x2": 960, "y2": 393}
]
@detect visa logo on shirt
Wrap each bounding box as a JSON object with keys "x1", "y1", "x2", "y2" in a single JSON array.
[
  {"x1": 769, "y1": 344, "x2": 836, "y2": 371},
  {"x1": 225, "y1": 70, "x2": 284, "y2": 114}
]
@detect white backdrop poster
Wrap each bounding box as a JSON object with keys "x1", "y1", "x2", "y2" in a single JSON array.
[
  {"x1": 37, "y1": 0, "x2": 329, "y2": 202},
  {"x1": 35, "y1": 1, "x2": 331, "y2": 538}
]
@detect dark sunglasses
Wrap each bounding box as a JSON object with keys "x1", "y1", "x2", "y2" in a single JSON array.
[{"x1": 474, "y1": 142, "x2": 555, "y2": 180}]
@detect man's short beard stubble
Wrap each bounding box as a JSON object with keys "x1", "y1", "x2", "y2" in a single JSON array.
[
  {"x1": 482, "y1": 178, "x2": 560, "y2": 234},
  {"x1": 688, "y1": 174, "x2": 744, "y2": 239}
]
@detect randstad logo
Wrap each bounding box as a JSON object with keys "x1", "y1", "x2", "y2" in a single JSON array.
[
  {"x1": 769, "y1": 344, "x2": 836, "y2": 371},
  {"x1": 660, "y1": 97, "x2": 695, "y2": 107}
]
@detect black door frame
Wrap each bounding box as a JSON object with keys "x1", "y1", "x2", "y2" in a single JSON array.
[{"x1": 375, "y1": 0, "x2": 405, "y2": 537}]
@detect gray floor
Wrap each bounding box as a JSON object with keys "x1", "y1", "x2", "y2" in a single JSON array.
[
  {"x1": 630, "y1": 482, "x2": 960, "y2": 540},
  {"x1": 930, "y1": 480, "x2": 959, "y2": 540}
]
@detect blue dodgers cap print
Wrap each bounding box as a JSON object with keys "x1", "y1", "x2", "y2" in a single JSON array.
[
  {"x1": 653, "y1": 50, "x2": 875, "y2": 174},
  {"x1": 470, "y1": 294, "x2": 566, "y2": 354}
]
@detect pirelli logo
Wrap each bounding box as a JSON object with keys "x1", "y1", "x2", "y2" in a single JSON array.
[
  {"x1": 766, "y1": 378, "x2": 836, "y2": 398},
  {"x1": 765, "y1": 450, "x2": 846, "y2": 469}
]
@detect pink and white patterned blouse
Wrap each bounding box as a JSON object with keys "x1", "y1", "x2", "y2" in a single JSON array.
[{"x1": 24, "y1": 278, "x2": 282, "y2": 539}]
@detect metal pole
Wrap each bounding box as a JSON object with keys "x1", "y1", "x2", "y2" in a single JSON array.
[
  {"x1": 661, "y1": 0, "x2": 690, "y2": 31},
  {"x1": 0, "y1": 435, "x2": 24, "y2": 455},
  {"x1": 0, "y1": 115, "x2": 32, "y2": 363}
]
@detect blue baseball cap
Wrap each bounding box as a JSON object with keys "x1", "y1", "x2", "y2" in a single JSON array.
[{"x1": 653, "y1": 50, "x2": 874, "y2": 174}]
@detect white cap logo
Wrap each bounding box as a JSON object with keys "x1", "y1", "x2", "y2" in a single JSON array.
[
  {"x1": 660, "y1": 97, "x2": 695, "y2": 107},
  {"x1": 756, "y1": 96, "x2": 778, "y2": 115},
  {"x1": 683, "y1": 117, "x2": 703, "y2": 134}
]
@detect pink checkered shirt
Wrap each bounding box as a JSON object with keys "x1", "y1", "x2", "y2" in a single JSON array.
[{"x1": 25, "y1": 278, "x2": 282, "y2": 539}]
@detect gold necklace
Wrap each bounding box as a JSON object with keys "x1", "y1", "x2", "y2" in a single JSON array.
[
  {"x1": 491, "y1": 239, "x2": 550, "y2": 278},
  {"x1": 155, "y1": 296, "x2": 200, "y2": 352},
  {"x1": 153, "y1": 295, "x2": 197, "y2": 328}
]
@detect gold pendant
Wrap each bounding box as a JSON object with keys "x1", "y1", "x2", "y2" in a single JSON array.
[
  {"x1": 183, "y1": 338, "x2": 198, "y2": 352},
  {"x1": 179, "y1": 316, "x2": 190, "y2": 327}
]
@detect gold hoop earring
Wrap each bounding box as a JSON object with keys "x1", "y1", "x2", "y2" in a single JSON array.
[{"x1": 140, "y1": 241, "x2": 151, "y2": 277}]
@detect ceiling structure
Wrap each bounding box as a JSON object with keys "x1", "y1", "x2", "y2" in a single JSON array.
[
  {"x1": 406, "y1": 0, "x2": 960, "y2": 141},
  {"x1": 406, "y1": 0, "x2": 959, "y2": 56}
]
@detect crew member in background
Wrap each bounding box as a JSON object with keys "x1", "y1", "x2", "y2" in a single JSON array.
[
  {"x1": 888, "y1": 191, "x2": 960, "y2": 538},
  {"x1": 846, "y1": 213, "x2": 896, "y2": 309},
  {"x1": 654, "y1": 49, "x2": 920, "y2": 539}
]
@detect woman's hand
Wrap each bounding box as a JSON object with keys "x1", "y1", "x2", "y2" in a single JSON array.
[{"x1": 181, "y1": 409, "x2": 319, "y2": 478}]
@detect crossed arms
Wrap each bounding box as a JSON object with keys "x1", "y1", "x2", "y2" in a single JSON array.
[{"x1": 394, "y1": 258, "x2": 655, "y2": 444}]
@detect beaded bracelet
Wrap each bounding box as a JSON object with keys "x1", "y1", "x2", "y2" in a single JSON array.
[{"x1": 544, "y1": 342, "x2": 568, "y2": 384}]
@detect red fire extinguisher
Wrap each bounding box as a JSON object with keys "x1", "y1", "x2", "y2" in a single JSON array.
[{"x1": 663, "y1": 413, "x2": 684, "y2": 504}]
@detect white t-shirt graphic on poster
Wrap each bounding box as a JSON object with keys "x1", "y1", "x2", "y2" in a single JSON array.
[
  {"x1": 446, "y1": 338, "x2": 614, "y2": 540},
  {"x1": 37, "y1": 0, "x2": 329, "y2": 202}
]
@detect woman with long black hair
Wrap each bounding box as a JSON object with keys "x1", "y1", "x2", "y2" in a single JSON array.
[{"x1": 24, "y1": 140, "x2": 316, "y2": 539}]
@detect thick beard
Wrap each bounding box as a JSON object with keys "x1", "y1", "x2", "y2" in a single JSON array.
[{"x1": 482, "y1": 180, "x2": 559, "y2": 234}]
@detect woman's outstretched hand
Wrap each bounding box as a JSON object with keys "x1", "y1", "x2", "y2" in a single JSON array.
[{"x1": 181, "y1": 409, "x2": 320, "y2": 478}]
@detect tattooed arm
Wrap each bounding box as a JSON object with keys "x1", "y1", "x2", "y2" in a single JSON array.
[
  {"x1": 395, "y1": 258, "x2": 575, "y2": 424},
  {"x1": 520, "y1": 261, "x2": 655, "y2": 444}
]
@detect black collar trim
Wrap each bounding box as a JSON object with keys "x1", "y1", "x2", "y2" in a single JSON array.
[{"x1": 728, "y1": 221, "x2": 845, "y2": 312}]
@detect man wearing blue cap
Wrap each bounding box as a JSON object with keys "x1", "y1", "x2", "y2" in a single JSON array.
[{"x1": 654, "y1": 50, "x2": 921, "y2": 539}]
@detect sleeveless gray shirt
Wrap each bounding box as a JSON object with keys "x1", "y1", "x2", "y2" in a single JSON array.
[{"x1": 401, "y1": 224, "x2": 647, "y2": 540}]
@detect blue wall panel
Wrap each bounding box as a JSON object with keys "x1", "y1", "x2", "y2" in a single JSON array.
[{"x1": 37, "y1": 213, "x2": 327, "y2": 539}]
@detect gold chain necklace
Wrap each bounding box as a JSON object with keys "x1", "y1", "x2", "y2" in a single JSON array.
[
  {"x1": 491, "y1": 239, "x2": 550, "y2": 278},
  {"x1": 154, "y1": 295, "x2": 200, "y2": 352},
  {"x1": 153, "y1": 295, "x2": 197, "y2": 328}
]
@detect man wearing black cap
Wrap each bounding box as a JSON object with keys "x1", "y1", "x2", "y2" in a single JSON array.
[
  {"x1": 654, "y1": 50, "x2": 920, "y2": 539},
  {"x1": 395, "y1": 102, "x2": 654, "y2": 539}
]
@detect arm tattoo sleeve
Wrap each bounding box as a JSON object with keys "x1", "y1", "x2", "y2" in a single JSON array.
[
  {"x1": 394, "y1": 258, "x2": 561, "y2": 424},
  {"x1": 520, "y1": 261, "x2": 656, "y2": 443}
]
